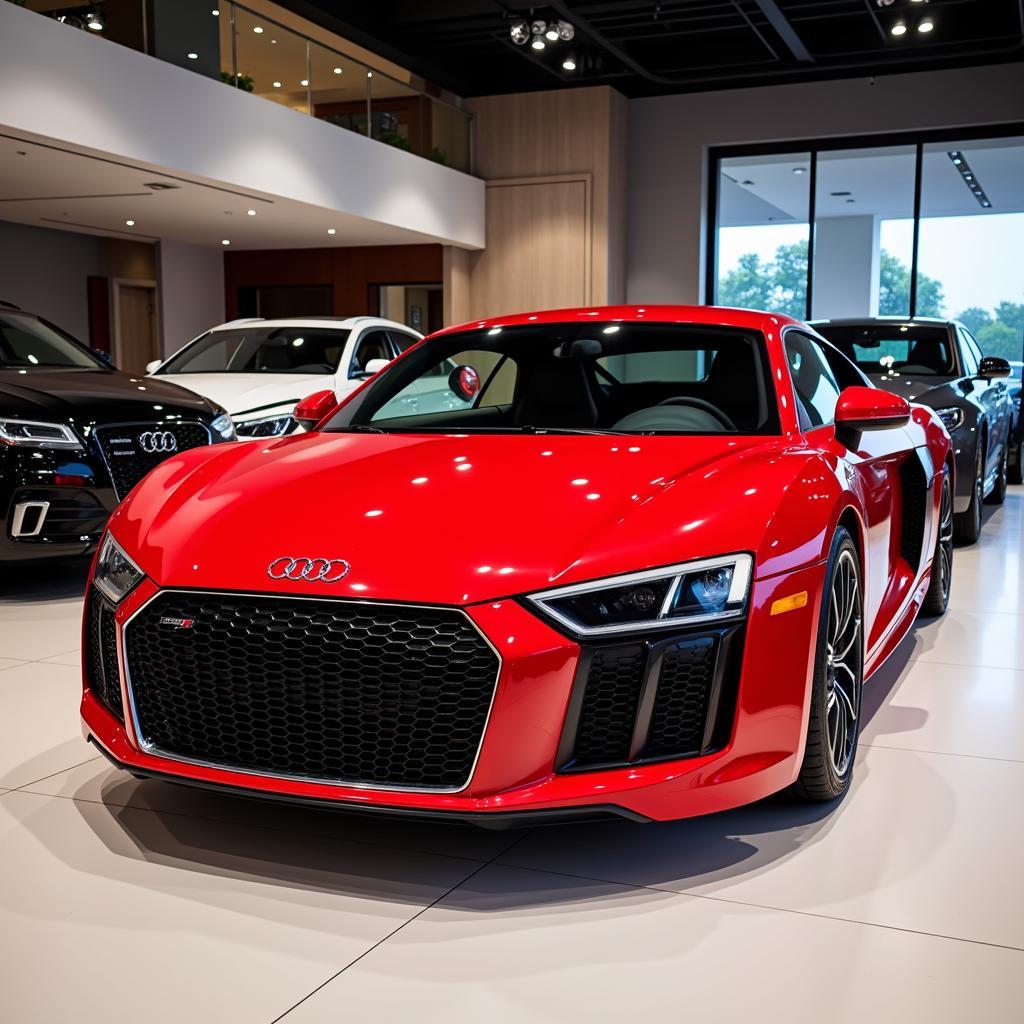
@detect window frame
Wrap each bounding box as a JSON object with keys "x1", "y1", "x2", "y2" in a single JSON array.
[{"x1": 782, "y1": 326, "x2": 846, "y2": 431}]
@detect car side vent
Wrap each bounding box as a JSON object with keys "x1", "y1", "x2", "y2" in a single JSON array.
[{"x1": 899, "y1": 452, "x2": 929, "y2": 570}]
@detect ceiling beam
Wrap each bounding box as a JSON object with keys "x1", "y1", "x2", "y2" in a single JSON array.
[{"x1": 749, "y1": 0, "x2": 815, "y2": 62}]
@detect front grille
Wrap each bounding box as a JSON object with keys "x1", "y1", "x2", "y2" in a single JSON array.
[
  {"x1": 93, "y1": 422, "x2": 211, "y2": 500},
  {"x1": 84, "y1": 588, "x2": 124, "y2": 721},
  {"x1": 124, "y1": 592, "x2": 500, "y2": 791},
  {"x1": 560, "y1": 627, "x2": 742, "y2": 772}
]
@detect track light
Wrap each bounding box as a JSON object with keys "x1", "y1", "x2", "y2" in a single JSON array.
[
  {"x1": 891, "y1": 21, "x2": 907, "y2": 35},
  {"x1": 545, "y1": 25, "x2": 559, "y2": 42},
  {"x1": 557, "y1": 20, "x2": 575, "y2": 41},
  {"x1": 562, "y1": 56, "x2": 577, "y2": 71},
  {"x1": 918, "y1": 18, "x2": 934, "y2": 32},
  {"x1": 531, "y1": 35, "x2": 545, "y2": 51},
  {"x1": 510, "y1": 20, "x2": 530, "y2": 46},
  {"x1": 87, "y1": 10, "x2": 104, "y2": 31}
]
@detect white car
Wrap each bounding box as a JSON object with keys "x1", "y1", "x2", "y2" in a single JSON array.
[{"x1": 147, "y1": 316, "x2": 424, "y2": 438}]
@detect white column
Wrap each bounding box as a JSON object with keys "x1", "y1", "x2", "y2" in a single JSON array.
[{"x1": 811, "y1": 215, "x2": 880, "y2": 320}]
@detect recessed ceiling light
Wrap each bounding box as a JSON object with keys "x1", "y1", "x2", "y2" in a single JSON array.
[
  {"x1": 125, "y1": 219, "x2": 135, "y2": 226},
  {"x1": 253, "y1": 25, "x2": 263, "y2": 33},
  {"x1": 562, "y1": 57, "x2": 577, "y2": 71},
  {"x1": 272, "y1": 81, "x2": 281, "y2": 88},
  {"x1": 891, "y1": 20, "x2": 907, "y2": 35},
  {"x1": 333, "y1": 67, "x2": 342, "y2": 74},
  {"x1": 222, "y1": 239, "x2": 230, "y2": 245},
  {"x1": 918, "y1": 18, "x2": 934, "y2": 32},
  {"x1": 247, "y1": 209, "x2": 256, "y2": 216},
  {"x1": 186, "y1": 52, "x2": 198, "y2": 59},
  {"x1": 300, "y1": 78, "x2": 309, "y2": 86},
  {"x1": 367, "y1": 71, "x2": 373, "y2": 78},
  {"x1": 531, "y1": 36, "x2": 545, "y2": 50},
  {"x1": 212, "y1": 8, "x2": 219, "y2": 15},
  {"x1": 327, "y1": 228, "x2": 336, "y2": 235},
  {"x1": 270, "y1": 39, "x2": 277, "y2": 44},
  {"x1": 792, "y1": 167, "x2": 806, "y2": 175}
]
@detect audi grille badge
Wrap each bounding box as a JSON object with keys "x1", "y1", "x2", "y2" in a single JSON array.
[
  {"x1": 139, "y1": 430, "x2": 178, "y2": 454},
  {"x1": 267, "y1": 556, "x2": 351, "y2": 583}
]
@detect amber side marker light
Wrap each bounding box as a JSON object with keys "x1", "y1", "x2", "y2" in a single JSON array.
[{"x1": 770, "y1": 591, "x2": 809, "y2": 616}]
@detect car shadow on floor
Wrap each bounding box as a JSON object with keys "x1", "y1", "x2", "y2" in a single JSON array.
[{"x1": 0, "y1": 558, "x2": 90, "y2": 603}]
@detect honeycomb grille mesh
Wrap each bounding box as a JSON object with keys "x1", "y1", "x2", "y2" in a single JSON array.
[
  {"x1": 94, "y1": 422, "x2": 211, "y2": 500},
  {"x1": 644, "y1": 637, "x2": 716, "y2": 758},
  {"x1": 84, "y1": 588, "x2": 124, "y2": 721},
  {"x1": 573, "y1": 645, "x2": 646, "y2": 767},
  {"x1": 125, "y1": 592, "x2": 500, "y2": 790}
]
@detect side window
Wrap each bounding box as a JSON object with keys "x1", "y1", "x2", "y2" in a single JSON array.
[
  {"x1": 958, "y1": 328, "x2": 980, "y2": 375},
  {"x1": 784, "y1": 330, "x2": 843, "y2": 428},
  {"x1": 388, "y1": 330, "x2": 421, "y2": 355},
  {"x1": 819, "y1": 339, "x2": 869, "y2": 392},
  {"x1": 350, "y1": 330, "x2": 392, "y2": 378}
]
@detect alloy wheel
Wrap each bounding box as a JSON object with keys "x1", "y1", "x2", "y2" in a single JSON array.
[{"x1": 825, "y1": 549, "x2": 862, "y2": 777}]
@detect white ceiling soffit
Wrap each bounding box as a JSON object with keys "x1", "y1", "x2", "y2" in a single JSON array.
[
  {"x1": 0, "y1": 130, "x2": 446, "y2": 249},
  {"x1": 720, "y1": 137, "x2": 1024, "y2": 228}
]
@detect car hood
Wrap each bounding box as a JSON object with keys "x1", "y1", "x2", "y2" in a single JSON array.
[
  {"x1": 866, "y1": 372, "x2": 958, "y2": 404},
  {"x1": 112, "y1": 430, "x2": 820, "y2": 606},
  {"x1": 0, "y1": 368, "x2": 220, "y2": 424},
  {"x1": 154, "y1": 373, "x2": 340, "y2": 418}
]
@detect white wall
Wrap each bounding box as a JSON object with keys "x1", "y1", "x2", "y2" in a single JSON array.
[
  {"x1": 0, "y1": 3, "x2": 484, "y2": 250},
  {"x1": 627, "y1": 62, "x2": 1024, "y2": 305},
  {"x1": 156, "y1": 241, "x2": 225, "y2": 357},
  {"x1": 0, "y1": 221, "x2": 102, "y2": 339}
]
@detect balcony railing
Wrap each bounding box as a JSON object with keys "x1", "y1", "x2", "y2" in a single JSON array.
[{"x1": 33, "y1": 0, "x2": 474, "y2": 174}]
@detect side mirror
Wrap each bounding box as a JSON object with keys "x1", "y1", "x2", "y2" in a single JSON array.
[
  {"x1": 293, "y1": 389, "x2": 336, "y2": 429},
  {"x1": 834, "y1": 386, "x2": 910, "y2": 448},
  {"x1": 145, "y1": 359, "x2": 162, "y2": 374},
  {"x1": 979, "y1": 356, "x2": 1011, "y2": 379},
  {"x1": 448, "y1": 364, "x2": 481, "y2": 403},
  {"x1": 363, "y1": 358, "x2": 390, "y2": 376}
]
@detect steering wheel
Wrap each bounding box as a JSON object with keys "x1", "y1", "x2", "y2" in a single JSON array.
[{"x1": 656, "y1": 396, "x2": 737, "y2": 432}]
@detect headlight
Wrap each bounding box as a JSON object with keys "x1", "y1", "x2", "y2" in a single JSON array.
[
  {"x1": 936, "y1": 407, "x2": 964, "y2": 431},
  {"x1": 235, "y1": 414, "x2": 294, "y2": 438},
  {"x1": 0, "y1": 418, "x2": 82, "y2": 449},
  {"x1": 94, "y1": 533, "x2": 145, "y2": 604},
  {"x1": 211, "y1": 413, "x2": 237, "y2": 440},
  {"x1": 527, "y1": 554, "x2": 753, "y2": 637}
]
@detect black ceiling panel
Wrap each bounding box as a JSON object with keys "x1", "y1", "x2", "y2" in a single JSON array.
[{"x1": 277, "y1": 0, "x2": 1024, "y2": 97}]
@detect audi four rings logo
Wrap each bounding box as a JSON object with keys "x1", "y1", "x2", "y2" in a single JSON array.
[
  {"x1": 267, "y1": 557, "x2": 351, "y2": 583},
  {"x1": 139, "y1": 430, "x2": 178, "y2": 454}
]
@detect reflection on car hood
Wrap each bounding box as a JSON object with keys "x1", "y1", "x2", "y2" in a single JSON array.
[
  {"x1": 110, "y1": 430, "x2": 822, "y2": 605},
  {"x1": 154, "y1": 372, "x2": 353, "y2": 418},
  {"x1": 867, "y1": 372, "x2": 957, "y2": 404}
]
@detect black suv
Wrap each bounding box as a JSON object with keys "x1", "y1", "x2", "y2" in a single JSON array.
[
  {"x1": 813, "y1": 317, "x2": 1014, "y2": 544},
  {"x1": 1, "y1": 304, "x2": 235, "y2": 564}
]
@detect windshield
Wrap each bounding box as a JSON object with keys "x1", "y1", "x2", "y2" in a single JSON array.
[
  {"x1": 159, "y1": 326, "x2": 350, "y2": 374},
  {"x1": 0, "y1": 313, "x2": 104, "y2": 369},
  {"x1": 815, "y1": 324, "x2": 956, "y2": 376},
  {"x1": 324, "y1": 322, "x2": 779, "y2": 436}
]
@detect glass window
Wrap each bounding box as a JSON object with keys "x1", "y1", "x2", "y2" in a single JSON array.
[
  {"x1": 350, "y1": 330, "x2": 392, "y2": 377},
  {"x1": 811, "y1": 145, "x2": 917, "y2": 319},
  {"x1": 329, "y1": 323, "x2": 780, "y2": 436},
  {"x1": 714, "y1": 152, "x2": 811, "y2": 319},
  {"x1": 918, "y1": 137, "x2": 1024, "y2": 359},
  {"x1": 0, "y1": 314, "x2": 103, "y2": 369},
  {"x1": 785, "y1": 331, "x2": 842, "y2": 428},
  {"x1": 958, "y1": 328, "x2": 979, "y2": 375},
  {"x1": 814, "y1": 323, "x2": 956, "y2": 377},
  {"x1": 160, "y1": 327, "x2": 348, "y2": 374}
]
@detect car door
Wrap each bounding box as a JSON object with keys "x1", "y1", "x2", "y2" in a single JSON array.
[
  {"x1": 961, "y1": 326, "x2": 1011, "y2": 479},
  {"x1": 785, "y1": 329, "x2": 917, "y2": 653}
]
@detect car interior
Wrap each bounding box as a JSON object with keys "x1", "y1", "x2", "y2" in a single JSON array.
[
  {"x1": 160, "y1": 327, "x2": 350, "y2": 375},
  {"x1": 333, "y1": 325, "x2": 781, "y2": 435},
  {"x1": 816, "y1": 325, "x2": 956, "y2": 376}
]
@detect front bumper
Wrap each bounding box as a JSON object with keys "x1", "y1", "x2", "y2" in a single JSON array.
[{"x1": 81, "y1": 562, "x2": 825, "y2": 823}]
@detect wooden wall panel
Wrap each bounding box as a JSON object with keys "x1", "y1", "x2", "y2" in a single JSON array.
[{"x1": 223, "y1": 244, "x2": 443, "y2": 320}]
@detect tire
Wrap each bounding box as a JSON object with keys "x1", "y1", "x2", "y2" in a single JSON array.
[
  {"x1": 953, "y1": 439, "x2": 984, "y2": 545},
  {"x1": 921, "y1": 468, "x2": 953, "y2": 617},
  {"x1": 1009, "y1": 429, "x2": 1023, "y2": 486},
  {"x1": 985, "y1": 438, "x2": 1008, "y2": 505},
  {"x1": 789, "y1": 527, "x2": 863, "y2": 803}
]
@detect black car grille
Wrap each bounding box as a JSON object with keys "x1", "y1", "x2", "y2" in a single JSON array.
[
  {"x1": 83, "y1": 587, "x2": 124, "y2": 721},
  {"x1": 559, "y1": 627, "x2": 742, "y2": 772},
  {"x1": 93, "y1": 422, "x2": 211, "y2": 500},
  {"x1": 124, "y1": 592, "x2": 500, "y2": 790}
]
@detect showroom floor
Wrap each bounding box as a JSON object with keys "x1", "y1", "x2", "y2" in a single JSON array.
[{"x1": 2, "y1": 499, "x2": 1023, "y2": 1022}]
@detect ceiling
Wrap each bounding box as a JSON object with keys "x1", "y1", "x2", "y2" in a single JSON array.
[
  {"x1": 0, "y1": 130, "x2": 444, "y2": 250},
  {"x1": 277, "y1": 0, "x2": 1024, "y2": 97},
  {"x1": 719, "y1": 135, "x2": 1024, "y2": 226}
]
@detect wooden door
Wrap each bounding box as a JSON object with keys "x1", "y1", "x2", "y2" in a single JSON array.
[{"x1": 117, "y1": 285, "x2": 158, "y2": 373}]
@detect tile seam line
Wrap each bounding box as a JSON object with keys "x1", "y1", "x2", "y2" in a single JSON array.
[
  {"x1": 489, "y1": 862, "x2": 1024, "y2": 955},
  {"x1": 268, "y1": 827, "x2": 538, "y2": 1023},
  {"x1": 860, "y1": 741, "x2": 1024, "y2": 764}
]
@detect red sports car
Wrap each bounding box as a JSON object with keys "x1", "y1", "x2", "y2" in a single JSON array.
[{"x1": 80, "y1": 306, "x2": 952, "y2": 825}]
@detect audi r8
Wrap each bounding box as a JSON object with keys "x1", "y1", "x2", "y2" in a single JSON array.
[
  {"x1": 1, "y1": 303, "x2": 234, "y2": 565},
  {"x1": 147, "y1": 316, "x2": 424, "y2": 438},
  {"x1": 813, "y1": 317, "x2": 1013, "y2": 544},
  {"x1": 81, "y1": 305, "x2": 952, "y2": 825}
]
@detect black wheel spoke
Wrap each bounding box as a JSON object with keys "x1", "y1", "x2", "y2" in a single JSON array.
[{"x1": 826, "y1": 549, "x2": 862, "y2": 777}]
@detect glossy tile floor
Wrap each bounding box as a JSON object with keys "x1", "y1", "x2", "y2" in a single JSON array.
[{"x1": 2, "y1": 496, "x2": 1023, "y2": 1022}]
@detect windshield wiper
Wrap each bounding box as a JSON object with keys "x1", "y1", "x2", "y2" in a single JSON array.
[
  {"x1": 522, "y1": 425, "x2": 633, "y2": 436},
  {"x1": 338, "y1": 424, "x2": 386, "y2": 433}
]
